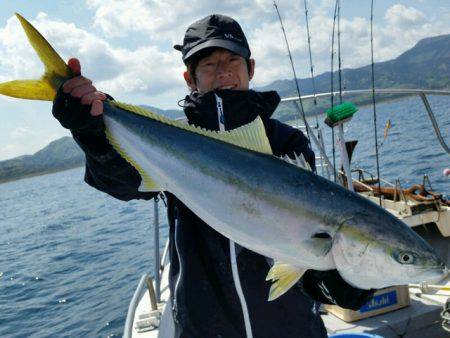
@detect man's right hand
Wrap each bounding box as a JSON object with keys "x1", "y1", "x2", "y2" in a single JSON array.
[
  {"x1": 63, "y1": 58, "x2": 106, "y2": 116},
  {"x1": 52, "y1": 58, "x2": 108, "y2": 134}
]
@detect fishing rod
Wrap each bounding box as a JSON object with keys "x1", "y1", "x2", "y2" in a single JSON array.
[
  {"x1": 337, "y1": 0, "x2": 343, "y2": 104},
  {"x1": 273, "y1": 0, "x2": 336, "y2": 176},
  {"x1": 370, "y1": 0, "x2": 382, "y2": 205},
  {"x1": 330, "y1": 0, "x2": 339, "y2": 182},
  {"x1": 303, "y1": 0, "x2": 330, "y2": 179},
  {"x1": 303, "y1": 0, "x2": 318, "y2": 113},
  {"x1": 273, "y1": 0, "x2": 310, "y2": 142}
]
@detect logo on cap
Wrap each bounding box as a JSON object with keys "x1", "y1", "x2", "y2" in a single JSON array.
[{"x1": 224, "y1": 33, "x2": 242, "y2": 42}]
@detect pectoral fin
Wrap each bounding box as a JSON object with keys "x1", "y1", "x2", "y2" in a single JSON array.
[
  {"x1": 266, "y1": 262, "x2": 306, "y2": 301},
  {"x1": 304, "y1": 235, "x2": 333, "y2": 257}
]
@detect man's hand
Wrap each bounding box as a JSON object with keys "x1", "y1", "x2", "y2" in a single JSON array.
[
  {"x1": 62, "y1": 58, "x2": 106, "y2": 116},
  {"x1": 52, "y1": 57, "x2": 108, "y2": 134}
]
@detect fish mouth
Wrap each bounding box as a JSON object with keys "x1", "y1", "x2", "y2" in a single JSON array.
[{"x1": 421, "y1": 265, "x2": 449, "y2": 284}]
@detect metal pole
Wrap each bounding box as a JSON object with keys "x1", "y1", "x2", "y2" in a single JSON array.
[
  {"x1": 338, "y1": 124, "x2": 354, "y2": 191},
  {"x1": 153, "y1": 198, "x2": 160, "y2": 303},
  {"x1": 419, "y1": 93, "x2": 450, "y2": 154}
]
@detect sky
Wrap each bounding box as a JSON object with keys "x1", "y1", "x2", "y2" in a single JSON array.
[{"x1": 0, "y1": 0, "x2": 449, "y2": 161}]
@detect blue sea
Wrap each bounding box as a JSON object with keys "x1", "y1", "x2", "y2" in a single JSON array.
[{"x1": 0, "y1": 96, "x2": 448, "y2": 337}]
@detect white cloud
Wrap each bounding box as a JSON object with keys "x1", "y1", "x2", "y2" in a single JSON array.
[
  {"x1": 1, "y1": 3, "x2": 449, "y2": 99},
  {"x1": 384, "y1": 4, "x2": 425, "y2": 28},
  {"x1": 10, "y1": 126, "x2": 33, "y2": 139},
  {"x1": 86, "y1": 0, "x2": 153, "y2": 38},
  {"x1": 0, "y1": 12, "x2": 184, "y2": 100},
  {"x1": 1, "y1": 1, "x2": 450, "y2": 160},
  {"x1": 374, "y1": 4, "x2": 449, "y2": 63}
]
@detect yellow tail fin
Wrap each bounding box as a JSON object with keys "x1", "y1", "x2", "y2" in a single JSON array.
[{"x1": 0, "y1": 13, "x2": 72, "y2": 101}]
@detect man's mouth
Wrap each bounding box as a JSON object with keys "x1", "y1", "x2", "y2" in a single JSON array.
[{"x1": 216, "y1": 84, "x2": 237, "y2": 90}]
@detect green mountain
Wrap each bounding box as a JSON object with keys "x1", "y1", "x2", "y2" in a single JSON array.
[
  {"x1": 140, "y1": 105, "x2": 184, "y2": 119},
  {"x1": 0, "y1": 136, "x2": 84, "y2": 184},
  {"x1": 0, "y1": 106, "x2": 184, "y2": 184},
  {"x1": 256, "y1": 34, "x2": 450, "y2": 121}
]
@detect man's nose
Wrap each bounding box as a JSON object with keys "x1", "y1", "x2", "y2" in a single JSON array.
[{"x1": 216, "y1": 61, "x2": 231, "y2": 77}]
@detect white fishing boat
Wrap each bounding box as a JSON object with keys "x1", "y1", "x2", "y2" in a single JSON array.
[{"x1": 123, "y1": 87, "x2": 450, "y2": 338}]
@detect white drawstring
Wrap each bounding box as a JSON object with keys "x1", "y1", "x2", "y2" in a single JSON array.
[
  {"x1": 230, "y1": 240, "x2": 253, "y2": 338},
  {"x1": 214, "y1": 93, "x2": 253, "y2": 338}
]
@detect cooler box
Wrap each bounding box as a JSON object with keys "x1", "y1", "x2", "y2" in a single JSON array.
[{"x1": 325, "y1": 285, "x2": 410, "y2": 322}]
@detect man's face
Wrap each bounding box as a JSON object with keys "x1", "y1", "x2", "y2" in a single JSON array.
[{"x1": 184, "y1": 49, "x2": 255, "y2": 94}]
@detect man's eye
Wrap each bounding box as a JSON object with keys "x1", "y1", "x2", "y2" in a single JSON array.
[{"x1": 200, "y1": 62, "x2": 215, "y2": 68}]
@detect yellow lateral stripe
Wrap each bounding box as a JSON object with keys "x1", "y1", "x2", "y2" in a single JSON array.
[
  {"x1": 104, "y1": 128, "x2": 161, "y2": 192},
  {"x1": 15, "y1": 13, "x2": 70, "y2": 78},
  {"x1": 0, "y1": 80, "x2": 55, "y2": 101},
  {"x1": 111, "y1": 101, "x2": 273, "y2": 155}
]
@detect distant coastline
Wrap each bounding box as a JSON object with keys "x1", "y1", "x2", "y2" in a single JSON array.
[
  {"x1": 0, "y1": 163, "x2": 83, "y2": 185},
  {"x1": 0, "y1": 136, "x2": 85, "y2": 184}
]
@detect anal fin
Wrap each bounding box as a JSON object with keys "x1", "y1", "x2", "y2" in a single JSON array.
[{"x1": 266, "y1": 262, "x2": 306, "y2": 301}]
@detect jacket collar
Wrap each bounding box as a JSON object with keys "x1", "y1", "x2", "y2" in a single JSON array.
[{"x1": 183, "y1": 89, "x2": 280, "y2": 131}]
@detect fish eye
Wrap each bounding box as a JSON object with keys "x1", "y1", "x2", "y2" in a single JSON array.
[{"x1": 398, "y1": 252, "x2": 415, "y2": 264}]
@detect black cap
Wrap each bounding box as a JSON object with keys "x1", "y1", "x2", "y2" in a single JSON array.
[{"x1": 174, "y1": 14, "x2": 251, "y2": 64}]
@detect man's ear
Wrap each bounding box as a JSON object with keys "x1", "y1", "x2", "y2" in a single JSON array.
[
  {"x1": 248, "y1": 59, "x2": 255, "y2": 81},
  {"x1": 184, "y1": 71, "x2": 197, "y2": 91}
]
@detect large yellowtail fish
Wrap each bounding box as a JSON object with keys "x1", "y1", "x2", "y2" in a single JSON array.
[{"x1": 1, "y1": 14, "x2": 447, "y2": 301}]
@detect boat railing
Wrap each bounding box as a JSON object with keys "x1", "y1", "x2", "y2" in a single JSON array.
[
  {"x1": 124, "y1": 274, "x2": 149, "y2": 338},
  {"x1": 153, "y1": 197, "x2": 161, "y2": 302},
  {"x1": 123, "y1": 197, "x2": 167, "y2": 338},
  {"x1": 281, "y1": 88, "x2": 450, "y2": 156}
]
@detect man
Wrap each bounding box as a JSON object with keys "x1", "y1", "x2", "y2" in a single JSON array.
[{"x1": 53, "y1": 14, "x2": 373, "y2": 338}]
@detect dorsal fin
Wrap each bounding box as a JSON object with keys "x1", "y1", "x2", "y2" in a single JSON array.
[
  {"x1": 111, "y1": 101, "x2": 273, "y2": 155},
  {"x1": 282, "y1": 152, "x2": 312, "y2": 171}
]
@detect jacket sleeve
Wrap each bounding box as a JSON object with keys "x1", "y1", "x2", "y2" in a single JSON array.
[
  {"x1": 301, "y1": 269, "x2": 375, "y2": 310},
  {"x1": 52, "y1": 87, "x2": 157, "y2": 201},
  {"x1": 264, "y1": 119, "x2": 316, "y2": 172}
]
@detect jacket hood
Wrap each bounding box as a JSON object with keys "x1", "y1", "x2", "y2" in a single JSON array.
[{"x1": 183, "y1": 89, "x2": 280, "y2": 131}]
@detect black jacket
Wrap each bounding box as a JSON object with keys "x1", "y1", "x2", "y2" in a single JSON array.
[{"x1": 52, "y1": 88, "x2": 374, "y2": 338}]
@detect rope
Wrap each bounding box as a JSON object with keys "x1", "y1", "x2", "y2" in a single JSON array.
[{"x1": 370, "y1": 0, "x2": 382, "y2": 206}]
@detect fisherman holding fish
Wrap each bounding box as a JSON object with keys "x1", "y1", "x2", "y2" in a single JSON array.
[
  {"x1": 1, "y1": 11, "x2": 447, "y2": 338},
  {"x1": 50, "y1": 15, "x2": 375, "y2": 337}
]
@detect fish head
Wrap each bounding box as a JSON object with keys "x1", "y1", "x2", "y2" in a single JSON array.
[{"x1": 331, "y1": 211, "x2": 447, "y2": 289}]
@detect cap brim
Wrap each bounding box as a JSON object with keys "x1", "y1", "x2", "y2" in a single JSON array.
[{"x1": 183, "y1": 39, "x2": 250, "y2": 61}]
